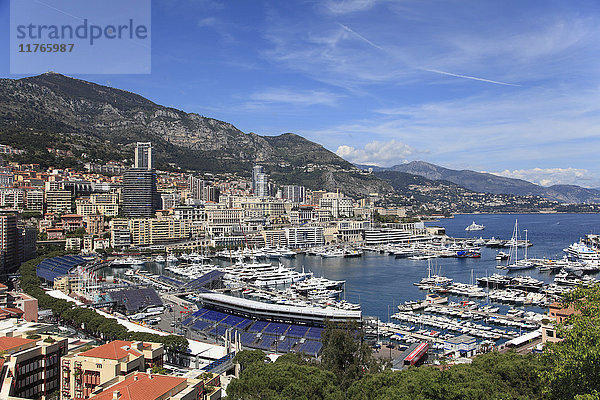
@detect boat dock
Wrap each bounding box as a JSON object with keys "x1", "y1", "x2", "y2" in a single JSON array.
[
  {"x1": 426, "y1": 304, "x2": 542, "y2": 325},
  {"x1": 449, "y1": 238, "x2": 531, "y2": 247},
  {"x1": 383, "y1": 326, "x2": 445, "y2": 344}
]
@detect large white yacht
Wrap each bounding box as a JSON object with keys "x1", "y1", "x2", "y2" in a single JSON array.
[
  {"x1": 291, "y1": 276, "x2": 346, "y2": 292},
  {"x1": 252, "y1": 264, "x2": 312, "y2": 287},
  {"x1": 465, "y1": 221, "x2": 485, "y2": 231},
  {"x1": 564, "y1": 242, "x2": 600, "y2": 264},
  {"x1": 112, "y1": 256, "x2": 145, "y2": 266}
]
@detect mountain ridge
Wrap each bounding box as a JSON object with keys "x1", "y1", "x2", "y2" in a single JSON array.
[
  {"x1": 356, "y1": 161, "x2": 600, "y2": 204},
  {"x1": 0, "y1": 73, "x2": 390, "y2": 197}
]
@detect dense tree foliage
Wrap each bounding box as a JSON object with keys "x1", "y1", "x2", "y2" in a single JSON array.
[
  {"x1": 347, "y1": 351, "x2": 544, "y2": 400},
  {"x1": 228, "y1": 349, "x2": 544, "y2": 400},
  {"x1": 541, "y1": 284, "x2": 600, "y2": 399},
  {"x1": 321, "y1": 320, "x2": 387, "y2": 389},
  {"x1": 19, "y1": 253, "x2": 188, "y2": 353},
  {"x1": 233, "y1": 349, "x2": 268, "y2": 371},
  {"x1": 227, "y1": 351, "x2": 343, "y2": 400}
]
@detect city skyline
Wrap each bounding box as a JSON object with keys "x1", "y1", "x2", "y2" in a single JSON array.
[{"x1": 1, "y1": 1, "x2": 599, "y2": 187}]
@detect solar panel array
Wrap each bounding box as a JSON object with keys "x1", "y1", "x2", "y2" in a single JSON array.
[{"x1": 36, "y1": 255, "x2": 87, "y2": 282}]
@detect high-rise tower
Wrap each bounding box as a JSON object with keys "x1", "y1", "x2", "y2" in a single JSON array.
[{"x1": 134, "y1": 142, "x2": 153, "y2": 170}]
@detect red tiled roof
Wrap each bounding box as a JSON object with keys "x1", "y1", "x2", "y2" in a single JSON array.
[
  {"x1": 0, "y1": 337, "x2": 36, "y2": 352},
  {"x1": 89, "y1": 372, "x2": 187, "y2": 400},
  {"x1": 2, "y1": 308, "x2": 24, "y2": 315},
  {"x1": 79, "y1": 340, "x2": 144, "y2": 360}
]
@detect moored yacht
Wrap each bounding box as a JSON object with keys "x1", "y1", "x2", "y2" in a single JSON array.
[
  {"x1": 252, "y1": 263, "x2": 312, "y2": 287},
  {"x1": 320, "y1": 248, "x2": 345, "y2": 258},
  {"x1": 486, "y1": 237, "x2": 503, "y2": 247},
  {"x1": 291, "y1": 276, "x2": 346, "y2": 292},
  {"x1": 564, "y1": 242, "x2": 600, "y2": 264},
  {"x1": 112, "y1": 256, "x2": 145, "y2": 267},
  {"x1": 503, "y1": 221, "x2": 534, "y2": 270},
  {"x1": 465, "y1": 221, "x2": 485, "y2": 231}
]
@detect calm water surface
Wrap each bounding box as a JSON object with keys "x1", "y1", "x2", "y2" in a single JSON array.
[{"x1": 115, "y1": 213, "x2": 600, "y2": 321}]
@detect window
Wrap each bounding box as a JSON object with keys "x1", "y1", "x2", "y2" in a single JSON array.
[{"x1": 546, "y1": 330, "x2": 554, "y2": 337}]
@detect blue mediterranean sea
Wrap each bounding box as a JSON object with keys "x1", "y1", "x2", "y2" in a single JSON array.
[
  {"x1": 127, "y1": 213, "x2": 600, "y2": 322},
  {"x1": 278, "y1": 213, "x2": 600, "y2": 320}
]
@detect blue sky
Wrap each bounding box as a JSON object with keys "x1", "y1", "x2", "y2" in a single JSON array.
[{"x1": 2, "y1": 0, "x2": 600, "y2": 187}]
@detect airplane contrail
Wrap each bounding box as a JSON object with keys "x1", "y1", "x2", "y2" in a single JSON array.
[
  {"x1": 422, "y1": 68, "x2": 522, "y2": 87},
  {"x1": 336, "y1": 22, "x2": 521, "y2": 87},
  {"x1": 337, "y1": 22, "x2": 385, "y2": 51}
]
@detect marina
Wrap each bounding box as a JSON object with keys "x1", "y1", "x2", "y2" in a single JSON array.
[{"x1": 91, "y1": 213, "x2": 600, "y2": 354}]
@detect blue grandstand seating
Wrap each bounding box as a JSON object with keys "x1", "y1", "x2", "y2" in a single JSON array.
[
  {"x1": 200, "y1": 310, "x2": 227, "y2": 323},
  {"x1": 256, "y1": 336, "x2": 276, "y2": 350},
  {"x1": 182, "y1": 306, "x2": 326, "y2": 356},
  {"x1": 235, "y1": 319, "x2": 253, "y2": 330},
  {"x1": 263, "y1": 323, "x2": 290, "y2": 335},
  {"x1": 36, "y1": 255, "x2": 87, "y2": 282},
  {"x1": 238, "y1": 332, "x2": 257, "y2": 346},
  {"x1": 220, "y1": 315, "x2": 245, "y2": 327},
  {"x1": 109, "y1": 288, "x2": 163, "y2": 313},
  {"x1": 248, "y1": 321, "x2": 269, "y2": 333},
  {"x1": 182, "y1": 270, "x2": 224, "y2": 290},
  {"x1": 305, "y1": 327, "x2": 324, "y2": 340},
  {"x1": 298, "y1": 340, "x2": 322, "y2": 356},
  {"x1": 192, "y1": 308, "x2": 209, "y2": 317},
  {"x1": 277, "y1": 337, "x2": 298, "y2": 353},
  {"x1": 158, "y1": 275, "x2": 184, "y2": 286},
  {"x1": 286, "y1": 325, "x2": 309, "y2": 338},
  {"x1": 207, "y1": 325, "x2": 230, "y2": 337},
  {"x1": 192, "y1": 320, "x2": 212, "y2": 331}
]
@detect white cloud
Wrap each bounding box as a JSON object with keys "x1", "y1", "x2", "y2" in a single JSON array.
[
  {"x1": 335, "y1": 139, "x2": 421, "y2": 166},
  {"x1": 299, "y1": 85, "x2": 600, "y2": 177},
  {"x1": 262, "y1": 5, "x2": 600, "y2": 90},
  {"x1": 323, "y1": 0, "x2": 377, "y2": 15},
  {"x1": 196, "y1": 17, "x2": 236, "y2": 42},
  {"x1": 492, "y1": 168, "x2": 600, "y2": 188},
  {"x1": 247, "y1": 88, "x2": 342, "y2": 107}
]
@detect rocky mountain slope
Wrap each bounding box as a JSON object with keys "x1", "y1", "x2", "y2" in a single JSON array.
[{"x1": 0, "y1": 73, "x2": 390, "y2": 197}]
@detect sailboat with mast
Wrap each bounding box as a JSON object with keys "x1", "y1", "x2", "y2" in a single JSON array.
[{"x1": 505, "y1": 220, "x2": 535, "y2": 270}]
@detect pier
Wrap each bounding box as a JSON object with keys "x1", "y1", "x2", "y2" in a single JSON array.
[
  {"x1": 426, "y1": 304, "x2": 542, "y2": 325},
  {"x1": 383, "y1": 326, "x2": 445, "y2": 344}
]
